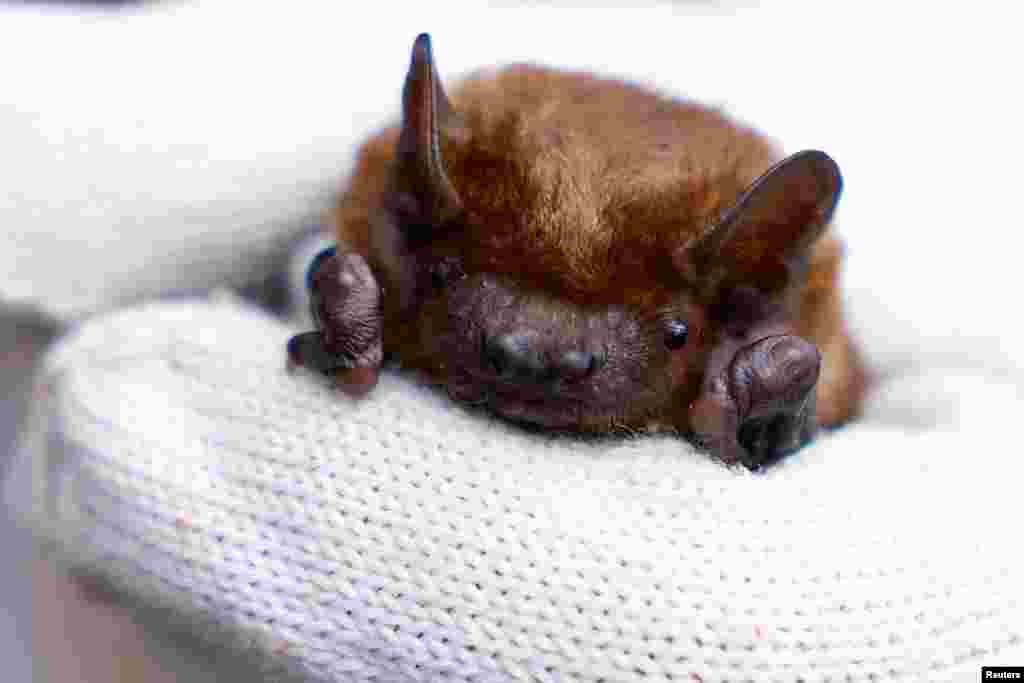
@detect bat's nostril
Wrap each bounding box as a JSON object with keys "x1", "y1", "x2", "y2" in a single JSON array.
[
  {"x1": 483, "y1": 334, "x2": 600, "y2": 385},
  {"x1": 483, "y1": 333, "x2": 544, "y2": 380},
  {"x1": 557, "y1": 350, "x2": 598, "y2": 382}
]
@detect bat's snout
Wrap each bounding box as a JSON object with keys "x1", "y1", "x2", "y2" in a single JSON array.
[
  {"x1": 481, "y1": 332, "x2": 605, "y2": 389},
  {"x1": 437, "y1": 273, "x2": 650, "y2": 429}
]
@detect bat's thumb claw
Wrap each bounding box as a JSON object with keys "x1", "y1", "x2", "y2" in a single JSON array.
[
  {"x1": 287, "y1": 331, "x2": 321, "y2": 369},
  {"x1": 691, "y1": 334, "x2": 821, "y2": 469},
  {"x1": 334, "y1": 366, "x2": 380, "y2": 398},
  {"x1": 731, "y1": 334, "x2": 820, "y2": 467}
]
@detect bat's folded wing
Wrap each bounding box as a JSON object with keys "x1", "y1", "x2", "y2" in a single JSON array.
[{"x1": 6, "y1": 296, "x2": 1023, "y2": 682}]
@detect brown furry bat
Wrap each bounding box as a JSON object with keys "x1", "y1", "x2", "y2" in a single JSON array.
[{"x1": 288, "y1": 34, "x2": 865, "y2": 469}]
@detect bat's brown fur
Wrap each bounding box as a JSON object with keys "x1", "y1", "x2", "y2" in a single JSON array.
[{"x1": 312, "y1": 38, "x2": 865, "y2": 465}]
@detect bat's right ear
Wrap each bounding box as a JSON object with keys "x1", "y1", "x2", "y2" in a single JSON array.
[
  {"x1": 676, "y1": 150, "x2": 842, "y2": 297},
  {"x1": 393, "y1": 33, "x2": 463, "y2": 233}
]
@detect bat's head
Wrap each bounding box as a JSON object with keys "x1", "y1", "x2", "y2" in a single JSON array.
[{"x1": 350, "y1": 35, "x2": 841, "y2": 457}]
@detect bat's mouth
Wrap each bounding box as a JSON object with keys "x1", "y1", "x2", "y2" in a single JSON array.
[
  {"x1": 489, "y1": 394, "x2": 585, "y2": 429},
  {"x1": 445, "y1": 373, "x2": 590, "y2": 429}
]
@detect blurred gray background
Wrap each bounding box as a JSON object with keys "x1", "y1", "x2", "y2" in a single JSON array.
[{"x1": 0, "y1": 311, "x2": 48, "y2": 683}]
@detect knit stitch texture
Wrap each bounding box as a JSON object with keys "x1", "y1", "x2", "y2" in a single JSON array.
[{"x1": 6, "y1": 296, "x2": 1023, "y2": 682}]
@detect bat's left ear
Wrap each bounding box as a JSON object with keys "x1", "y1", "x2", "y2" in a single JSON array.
[
  {"x1": 393, "y1": 33, "x2": 464, "y2": 232},
  {"x1": 677, "y1": 150, "x2": 842, "y2": 296}
]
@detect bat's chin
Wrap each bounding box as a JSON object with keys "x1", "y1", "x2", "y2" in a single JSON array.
[
  {"x1": 489, "y1": 394, "x2": 585, "y2": 430},
  {"x1": 445, "y1": 377, "x2": 589, "y2": 430}
]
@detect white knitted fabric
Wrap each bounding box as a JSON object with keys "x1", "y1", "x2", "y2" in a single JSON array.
[{"x1": 6, "y1": 294, "x2": 1023, "y2": 682}]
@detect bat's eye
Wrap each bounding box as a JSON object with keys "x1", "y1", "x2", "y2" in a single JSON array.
[{"x1": 664, "y1": 320, "x2": 689, "y2": 350}]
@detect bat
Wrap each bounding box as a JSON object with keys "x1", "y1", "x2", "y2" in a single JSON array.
[{"x1": 288, "y1": 33, "x2": 866, "y2": 469}]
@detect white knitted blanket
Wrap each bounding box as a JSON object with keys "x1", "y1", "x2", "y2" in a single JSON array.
[{"x1": 6, "y1": 294, "x2": 1023, "y2": 681}]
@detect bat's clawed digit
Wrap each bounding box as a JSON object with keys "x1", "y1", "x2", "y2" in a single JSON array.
[
  {"x1": 331, "y1": 365, "x2": 381, "y2": 398},
  {"x1": 732, "y1": 335, "x2": 820, "y2": 465},
  {"x1": 692, "y1": 333, "x2": 821, "y2": 469},
  {"x1": 678, "y1": 151, "x2": 841, "y2": 468},
  {"x1": 286, "y1": 248, "x2": 383, "y2": 397}
]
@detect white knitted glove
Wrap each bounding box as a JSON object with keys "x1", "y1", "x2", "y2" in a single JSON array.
[{"x1": 5, "y1": 292, "x2": 1023, "y2": 682}]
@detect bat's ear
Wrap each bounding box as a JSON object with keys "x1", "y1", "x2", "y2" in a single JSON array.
[
  {"x1": 676, "y1": 150, "x2": 842, "y2": 296},
  {"x1": 393, "y1": 33, "x2": 463, "y2": 233}
]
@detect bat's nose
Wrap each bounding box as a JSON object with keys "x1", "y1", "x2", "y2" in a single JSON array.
[{"x1": 483, "y1": 333, "x2": 600, "y2": 385}]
